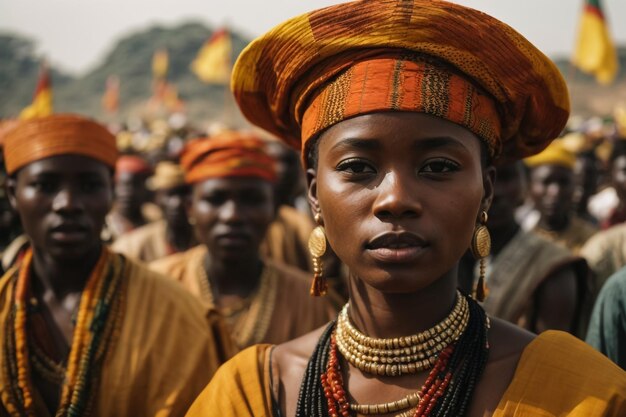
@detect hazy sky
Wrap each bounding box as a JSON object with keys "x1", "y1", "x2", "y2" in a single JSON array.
[{"x1": 2, "y1": 0, "x2": 625, "y2": 75}]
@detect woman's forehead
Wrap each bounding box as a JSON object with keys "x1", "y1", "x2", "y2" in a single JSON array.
[{"x1": 318, "y1": 113, "x2": 482, "y2": 153}]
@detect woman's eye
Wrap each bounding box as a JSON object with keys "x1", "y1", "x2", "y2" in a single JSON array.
[
  {"x1": 420, "y1": 159, "x2": 459, "y2": 174},
  {"x1": 337, "y1": 160, "x2": 376, "y2": 174}
]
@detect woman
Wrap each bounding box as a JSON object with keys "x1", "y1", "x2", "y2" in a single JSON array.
[
  {"x1": 187, "y1": 1, "x2": 626, "y2": 416},
  {"x1": 150, "y1": 131, "x2": 336, "y2": 349}
]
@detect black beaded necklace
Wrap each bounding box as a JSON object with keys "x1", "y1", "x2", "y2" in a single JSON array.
[{"x1": 295, "y1": 294, "x2": 489, "y2": 417}]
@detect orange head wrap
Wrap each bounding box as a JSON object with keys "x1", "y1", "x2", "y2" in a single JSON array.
[
  {"x1": 180, "y1": 131, "x2": 277, "y2": 184},
  {"x1": 231, "y1": 0, "x2": 569, "y2": 166},
  {"x1": 4, "y1": 114, "x2": 118, "y2": 175}
]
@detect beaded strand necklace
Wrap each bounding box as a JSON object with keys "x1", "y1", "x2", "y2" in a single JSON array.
[
  {"x1": 2, "y1": 247, "x2": 127, "y2": 417},
  {"x1": 295, "y1": 293, "x2": 490, "y2": 417}
]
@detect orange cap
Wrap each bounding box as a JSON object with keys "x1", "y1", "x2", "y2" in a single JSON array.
[{"x1": 4, "y1": 114, "x2": 118, "y2": 175}]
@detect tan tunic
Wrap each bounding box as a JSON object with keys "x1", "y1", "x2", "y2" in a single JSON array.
[
  {"x1": 478, "y1": 230, "x2": 589, "y2": 335},
  {"x1": 111, "y1": 219, "x2": 174, "y2": 263},
  {"x1": 580, "y1": 223, "x2": 626, "y2": 297},
  {"x1": 150, "y1": 245, "x2": 337, "y2": 349},
  {"x1": 533, "y1": 216, "x2": 597, "y2": 254},
  {"x1": 113, "y1": 205, "x2": 314, "y2": 269},
  {"x1": 260, "y1": 205, "x2": 314, "y2": 272},
  {"x1": 0, "y1": 254, "x2": 234, "y2": 417}
]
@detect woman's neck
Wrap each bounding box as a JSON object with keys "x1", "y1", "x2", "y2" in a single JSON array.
[
  {"x1": 31, "y1": 244, "x2": 103, "y2": 299},
  {"x1": 347, "y1": 268, "x2": 459, "y2": 339},
  {"x1": 204, "y1": 252, "x2": 263, "y2": 297}
]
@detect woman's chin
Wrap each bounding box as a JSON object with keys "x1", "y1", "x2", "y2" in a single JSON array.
[{"x1": 353, "y1": 271, "x2": 438, "y2": 295}]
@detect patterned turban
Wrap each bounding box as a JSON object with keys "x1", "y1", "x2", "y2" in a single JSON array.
[
  {"x1": 524, "y1": 140, "x2": 576, "y2": 170},
  {"x1": 180, "y1": 131, "x2": 277, "y2": 184},
  {"x1": 231, "y1": 0, "x2": 570, "y2": 165},
  {"x1": 4, "y1": 114, "x2": 118, "y2": 175}
]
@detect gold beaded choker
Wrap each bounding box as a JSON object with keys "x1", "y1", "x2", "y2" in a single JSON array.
[
  {"x1": 349, "y1": 391, "x2": 421, "y2": 415},
  {"x1": 336, "y1": 291, "x2": 469, "y2": 376}
]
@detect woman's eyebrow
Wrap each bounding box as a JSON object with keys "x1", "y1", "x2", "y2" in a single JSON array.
[
  {"x1": 330, "y1": 137, "x2": 382, "y2": 152},
  {"x1": 413, "y1": 137, "x2": 470, "y2": 153}
]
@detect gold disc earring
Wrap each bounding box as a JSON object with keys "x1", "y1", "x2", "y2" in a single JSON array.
[
  {"x1": 470, "y1": 211, "x2": 491, "y2": 302},
  {"x1": 308, "y1": 213, "x2": 328, "y2": 296}
]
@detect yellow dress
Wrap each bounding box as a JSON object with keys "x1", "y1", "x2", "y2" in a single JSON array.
[{"x1": 186, "y1": 331, "x2": 626, "y2": 417}]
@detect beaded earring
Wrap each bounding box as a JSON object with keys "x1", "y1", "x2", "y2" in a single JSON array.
[
  {"x1": 308, "y1": 213, "x2": 327, "y2": 296},
  {"x1": 471, "y1": 210, "x2": 491, "y2": 302}
]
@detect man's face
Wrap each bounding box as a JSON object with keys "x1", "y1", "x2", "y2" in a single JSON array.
[
  {"x1": 529, "y1": 164, "x2": 574, "y2": 222},
  {"x1": 114, "y1": 171, "x2": 150, "y2": 213},
  {"x1": 8, "y1": 155, "x2": 113, "y2": 261},
  {"x1": 156, "y1": 185, "x2": 190, "y2": 227}
]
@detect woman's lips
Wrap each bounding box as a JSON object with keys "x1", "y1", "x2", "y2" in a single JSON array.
[{"x1": 365, "y1": 232, "x2": 429, "y2": 263}]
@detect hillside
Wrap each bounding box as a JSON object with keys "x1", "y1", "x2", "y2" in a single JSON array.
[
  {"x1": 553, "y1": 48, "x2": 626, "y2": 117},
  {"x1": 1, "y1": 23, "x2": 626, "y2": 122},
  {"x1": 0, "y1": 22, "x2": 250, "y2": 124}
]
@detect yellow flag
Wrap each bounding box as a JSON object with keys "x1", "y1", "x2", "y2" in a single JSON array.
[
  {"x1": 572, "y1": 0, "x2": 619, "y2": 85},
  {"x1": 20, "y1": 62, "x2": 53, "y2": 120},
  {"x1": 153, "y1": 49, "x2": 169, "y2": 80},
  {"x1": 191, "y1": 29, "x2": 232, "y2": 84}
]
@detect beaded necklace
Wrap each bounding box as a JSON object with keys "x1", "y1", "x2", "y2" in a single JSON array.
[
  {"x1": 295, "y1": 293, "x2": 490, "y2": 417},
  {"x1": 195, "y1": 251, "x2": 278, "y2": 348},
  {"x1": 335, "y1": 291, "x2": 469, "y2": 377},
  {"x1": 2, "y1": 247, "x2": 127, "y2": 417}
]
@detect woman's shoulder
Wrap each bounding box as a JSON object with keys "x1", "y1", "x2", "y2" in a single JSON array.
[
  {"x1": 495, "y1": 330, "x2": 626, "y2": 416},
  {"x1": 185, "y1": 344, "x2": 275, "y2": 417}
]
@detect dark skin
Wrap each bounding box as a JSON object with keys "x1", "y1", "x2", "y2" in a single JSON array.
[
  {"x1": 611, "y1": 155, "x2": 626, "y2": 215},
  {"x1": 6, "y1": 155, "x2": 113, "y2": 411},
  {"x1": 572, "y1": 154, "x2": 598, "y2": 220},
  {"x1": 528, "y1": 164, "x2": 574, "y2": 232},
  {"x1": 114, "y1": 171, "x2": 150, "y2": 227},
  {"x1": 265, "y1": 141, "x2": 304, "y2": 207},
  {"x1": 272, "y1": 113, "x2": 534, "y2": 417},
  {"x1": 460, "y1": 162, "x2": 578, "y2": 333},
  {"x1": 0, "y1": 194, "x2": 22, "y2": 250},
  {"x1": 189, "y1": 177, "x2": 276, "y2": 305},
  {"x1": 155, "y1": 184, "x2": 195, "y2": 252}
]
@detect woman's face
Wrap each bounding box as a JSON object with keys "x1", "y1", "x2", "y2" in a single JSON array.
[
  {"x1": 309, "y1": 112, "x2": 493, "y2": 293},
  {"x1": 190, "y1": 177, "x2": 276, "y2": 263}
]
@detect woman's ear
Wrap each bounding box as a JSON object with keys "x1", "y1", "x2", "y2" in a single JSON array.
[
  {"x1": 306, "y1": 168, "x2": 321, "y2": 221},
  {"x1": 481, "y1": 165, "x2": 496, "y2": 214}
]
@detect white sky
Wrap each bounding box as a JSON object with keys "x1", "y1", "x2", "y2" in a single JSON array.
[{"x1": 1, "y1": 0, "x2": 625, "y2": 75}]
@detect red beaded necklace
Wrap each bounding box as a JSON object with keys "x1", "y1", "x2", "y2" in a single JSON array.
[{"x1": 322, "y1": 333, "x2": 454, "y2": 417}]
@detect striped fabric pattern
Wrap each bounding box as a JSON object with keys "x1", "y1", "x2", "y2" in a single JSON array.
[
  {"x1": 231, "y1": 0, "x2": 570, "y2": 162},
  {"x1": 180, "y1": 132, "x2": 277, "y2": 184},
  {"x1": 302, "y1": 54, "x2": 501, "y2": 158},
  {"x1": 4, "y1": 114, "x2": 118, "y2": 175}
]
